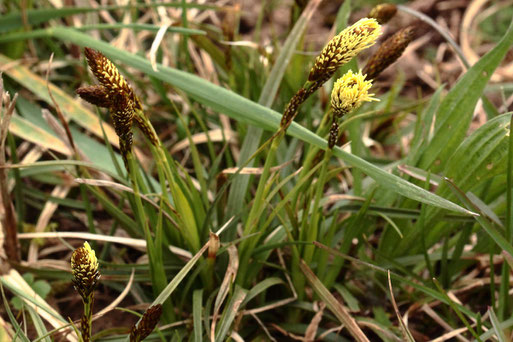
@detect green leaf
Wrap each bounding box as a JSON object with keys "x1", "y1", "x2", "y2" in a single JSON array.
[
  {"x1": 418, "y1": 19, "x2": 513, "y2": 171},
  {"x1": 45, "y1": 27, "x2": 474, "y2": 215},
  {"x1": 444, "y1": 113, "x2": 511, "y2": 189}
]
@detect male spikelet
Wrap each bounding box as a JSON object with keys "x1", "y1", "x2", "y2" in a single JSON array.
[
  {"x1": 129, "y1": 304, "x2": 163, "y2": 342},
  {"x1": 281, "y1": 18, "x2": 381, "y2": 128},
  {"x1": 77, "y1": 48, "x2": 158, "y2": 162},
  {"x1": 368, "y1": 3, "x2": 397, "y2": 25},
  {"x1": 308, "y1": 18, "x2": 381, "y2": 85},
  {"x1": 71, "y1": 241, "x2": 100, "y2": 301},
  {"x1": 363, "y1": 26, "x2": 416, "y2": 80},
  {"x1": 329, "y1": 70, "x2": 377, "y2": 148}
]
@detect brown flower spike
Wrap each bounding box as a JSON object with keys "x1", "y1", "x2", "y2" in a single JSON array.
[
  {"x1": 363, "y1": 26, "x2": 416, "y2": 81},
  {"x1": 77, "y1": 48, "x2": 149, "y2": 162},
  {"x1": 368, "y1": 3, "x2": 397, "y2": 25},
  {"x1": 129, "y1": 304, "x2": 163, "y2": 342},
  {"x1": 71, "y1": 241, "x2": 100, "y2": 301}
]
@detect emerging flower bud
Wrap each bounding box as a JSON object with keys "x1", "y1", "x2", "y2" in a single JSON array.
[
  {"x1": 308, "y1": 18, "x2": 381, "y2": 85},
  {"x1": 368, "y1": 3, "x2": 397, "y2": 25},
  {"x1": 71, "y1": 241, "x2": 100, "y2": 301},
  {"x1": 363, "y1": 26, "x2": 416, "y2": 80},
  {"x1": 129, "y1": 304, "x2": 163, "y2": 342}
]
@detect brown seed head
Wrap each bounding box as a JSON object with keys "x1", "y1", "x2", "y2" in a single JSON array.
[
  {"x1": 130, "y1": 304, "x2": 163, "y2": 342},
  {"x1": 368, "y1": 4, "x2": 397, "y2": 25},
  {"x1": 71, "y1": 242, "x2": 100, "y2": 300},
  {"x1": 363, "y1": 26, "x2": 416, "y2": 80},
  {"x1": 308, "y1": 18, "x2": 381, "y2": 85}
]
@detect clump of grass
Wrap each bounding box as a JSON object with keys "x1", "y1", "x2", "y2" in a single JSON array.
[{"x1": 1, "y1": 1, "x2": 513, "y2": 341}]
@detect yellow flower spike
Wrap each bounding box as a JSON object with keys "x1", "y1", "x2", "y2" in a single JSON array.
[
  {"x1": 328, "y1": 70, "x2": 378, "y2": 148},
  {"x1": 71, "y1": 241, "x2": 100, "y2": 301},
  {"x1": 331, "y1": 70, "x2": 377, "y2": 117},
  {"x1": 308, "y1": 18, "x2": 381, "y2": 85}
]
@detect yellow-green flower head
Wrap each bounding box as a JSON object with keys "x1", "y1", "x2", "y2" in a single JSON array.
[
  {"x1": 71, "y1": 241, "x2": 100, "y2": 300},
  {"x1": 309, "y1": 18, "x2": 381, "y2": 84},
  {"x1": 331, "y1": 70, "x2": 378, "y2": 116}
]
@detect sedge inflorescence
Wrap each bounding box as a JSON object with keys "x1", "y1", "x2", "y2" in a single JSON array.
[
  {"x1": 71, "y1": 241, "x2": 100, "y2": 301},
  {"x1": 363, "y1": 25, "x2": 416, "y2": 81},
  {"x1": 281, "y1": 18, "x2": 381, "y2": 129},
  {"x1": 77, "y1": 48, "x2": 158, "y2": 164},
  {"x1": 331, "y1": 70, "x2": 376, "y2": 116},
  {"x1": 308, "y1": 18, "x2": 381, "y2": 85},
  {"x1": 328, "y1": 70, "x2": 378, "y2": 148},
  {"x1": 368, "y1": 3, "x2": 397, "y2": 25}
]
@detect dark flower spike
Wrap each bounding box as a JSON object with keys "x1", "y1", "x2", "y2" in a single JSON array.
[
  {"x1": 81, "y1": 48, "x2": 142, "y2": 161},
  {"x1": 368, "y1": 3, "x2": 398, "y2": 25},
  {"x1": 363, "y1": 26, "x2": 416, "y2": 81},
  {"x1": 129, "y1": 304, "x2": 163, "y2": 342}
]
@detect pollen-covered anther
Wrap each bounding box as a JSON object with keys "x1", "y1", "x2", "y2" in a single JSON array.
[
  {"x1": 71, "y1": 241, "x2": 100, "y2": 300},
  {"x1": 308, "y1": 18, "x2": 381, "y2": 84}
]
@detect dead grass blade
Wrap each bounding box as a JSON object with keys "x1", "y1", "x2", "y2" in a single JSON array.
[
  {"x1": 299, "y1": 260, "x2": 370, "y2": 342},
  {"x1": 0, "y1": 74, "x2": 19, "y2": 263},
  {"x1": 387, "y1": 270, "x2": 416, "y2": 342},
  {"x1": 211, "y1": 244, "x2": 238, "y2": 341}
]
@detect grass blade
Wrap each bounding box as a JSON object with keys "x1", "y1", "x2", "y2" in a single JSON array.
[{"x1": 300, "y1": 260, "x2": 370, "y2": 342}]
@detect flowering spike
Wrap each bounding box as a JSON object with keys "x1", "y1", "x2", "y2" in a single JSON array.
[
  {"x1": 363, "y1": 26, "x2": 416, "y2": 80},
  {"x1": 129, "y1": 304, "x2": 163, "y2": 342},
  {"x1": 308, "y1": 18, "x2": 381, "y2": 85},
  {"x1": 81, "y1": 48, "x2": 147, "y2": 162},
  {"x1": 329, "y1": 70, "x2": 378, "y2": 148},
  {"x1": 71, "y1": 241, "x2": 100, "y2": 301},
  {"x1": 368, "y1": 3, "x2": 397, "y2": 25},
  {"x1": 331, "y1": 70, "x2": 377, "y2": 116}
]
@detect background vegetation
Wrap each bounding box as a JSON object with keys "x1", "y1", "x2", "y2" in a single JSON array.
[{"x1": 1, "y1": 0, "x2": 513, "y2": 341}]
